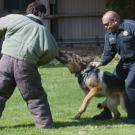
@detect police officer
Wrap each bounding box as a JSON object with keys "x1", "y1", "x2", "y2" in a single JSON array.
[{"x1": 91, "y1": 10, "x2": 135, "y2": 124}]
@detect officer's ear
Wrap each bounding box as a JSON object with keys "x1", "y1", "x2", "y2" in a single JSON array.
[
  {"x1": 114, "y1": 17, "x2": 120, "y2": 24},
  {"x1": 114, "y1": 20, "x2": 117, "y2": 24},
  {"x1": 112, "y1": 19, "x2": 118, "y2": 25}
]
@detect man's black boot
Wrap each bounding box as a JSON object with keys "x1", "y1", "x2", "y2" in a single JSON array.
[{"x1": 92, "y1": 107, "x2": 112, "y2": 120}]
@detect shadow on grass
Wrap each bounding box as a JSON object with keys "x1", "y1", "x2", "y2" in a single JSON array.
[
  {"x1": 0, "y1": 117, "x2": 128, "y2": 129},
  {"x1": 0, "y1": 123, "x2": 34, "y2": 130},
  {"x1": 54, "y1": 117, "x2": 127, "y2": 128}
]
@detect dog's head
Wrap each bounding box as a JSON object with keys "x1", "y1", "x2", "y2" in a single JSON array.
[{"x1": 56, "y1": 51, "x2": 94, "y2": 74}]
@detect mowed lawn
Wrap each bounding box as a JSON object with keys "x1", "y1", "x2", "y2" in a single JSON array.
[{"x1": 0, "y1": 61, "x2": 135, "y2": 135}]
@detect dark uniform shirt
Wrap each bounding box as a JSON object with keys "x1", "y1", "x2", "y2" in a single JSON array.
[{"x1": 101, "y1": 19, "x2": 135, "y2": 65}]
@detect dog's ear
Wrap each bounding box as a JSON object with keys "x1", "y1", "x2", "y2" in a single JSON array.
[
  {"x1": 74, "y1": 55, "x2": 95, "y2": 67},
  {"x1": 80, "y1": 57, "x2": 87, "y2": 65},
  {"x1": 81, "y1": 56, "x2": 95, "y2": 64},
  {"x1": 74, "y1": 54, "x2": 85, "y2": 65},
  {"x1": 74, "y1": 56, "x2": 88, "y2": 68},
  {"x1": 66, "y1": 52, "x2": 76, "y2": 61}
]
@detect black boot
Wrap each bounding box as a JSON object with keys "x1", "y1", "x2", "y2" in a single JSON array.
[{"x1": 92, "y1": 107, "x2": 112, "y2": 120}]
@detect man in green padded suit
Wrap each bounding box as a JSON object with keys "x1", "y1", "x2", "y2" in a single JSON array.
[{"x1": 0, "y1": 1, "x2": 58, "y2": 129}]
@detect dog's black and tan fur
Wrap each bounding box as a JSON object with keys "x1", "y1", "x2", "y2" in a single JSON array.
[{"x1": 56, "y1": 51, "x2": 126, "y2": 119}]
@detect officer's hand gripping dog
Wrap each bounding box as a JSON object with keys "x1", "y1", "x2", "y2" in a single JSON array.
[{"x1": 56, "y1": 51, "x2": 126, "y2": 120}]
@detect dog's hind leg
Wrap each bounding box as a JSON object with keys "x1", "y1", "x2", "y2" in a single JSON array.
[{"x1": 107, "y1": 95, "x2": 121, "y2": 119}]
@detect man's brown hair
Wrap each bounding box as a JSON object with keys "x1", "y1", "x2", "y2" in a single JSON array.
[{"x1": 26, "y1": 2, "x2": 46, "y2": 16}]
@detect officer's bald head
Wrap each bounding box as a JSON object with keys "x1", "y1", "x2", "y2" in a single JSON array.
[
  {"x1": 102, "y1": 11, "x2": 120, "y2": 32},
  {"x1": 102, "y1": 11, "x2": 120, "y2": 25}
]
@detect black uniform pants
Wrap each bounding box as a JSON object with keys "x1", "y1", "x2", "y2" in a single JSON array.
[{"x1": 114, "y1": 60, "x2": 135, "y2": 119}]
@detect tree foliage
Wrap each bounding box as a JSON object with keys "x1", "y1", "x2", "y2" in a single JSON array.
[{"x1": 106, "y1": 0, "x2": 135, "y2": 19}]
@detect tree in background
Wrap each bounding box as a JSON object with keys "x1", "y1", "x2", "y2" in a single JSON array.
[{"x1": 106, "y1": 0, "x2": 135, "y2": 19}]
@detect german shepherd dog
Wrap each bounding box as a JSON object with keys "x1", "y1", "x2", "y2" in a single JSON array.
[{"x1": 56, "y1": 51, "x2": 126, "y2": 119}]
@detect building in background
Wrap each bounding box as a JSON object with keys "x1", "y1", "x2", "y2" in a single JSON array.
[{"x1": 0, "y1": 0, "x2": 107, "y2": 48}]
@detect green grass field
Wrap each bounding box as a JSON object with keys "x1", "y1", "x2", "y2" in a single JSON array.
[{"x1": 0, "y1": 62, "x2": 135, "y2": 135}]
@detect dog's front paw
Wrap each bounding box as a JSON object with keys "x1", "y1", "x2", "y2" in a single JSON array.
[{"x1": 74, "y1": 112, "x2": 81, "y2": 119}]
